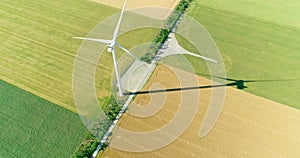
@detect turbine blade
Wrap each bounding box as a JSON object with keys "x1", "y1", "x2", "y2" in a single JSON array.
[
  {"x1": 117, "y1": 44, "x2": 139, "y2": 60},
  {"x1": 117, "y1": 44, "x2": 150, "y2": 67},
  {"x1": 187, "y1": 52, "x2": 219, "y2": 63},
  {"x1": 72, "y1": 37, "x2": 111, "y2": 44},
  {"x1": 112, "y1": 49, "x2": 124, "y2": 96},
  {"x1": 112, "y1": 0, "x2": 127, "y2": 43}
]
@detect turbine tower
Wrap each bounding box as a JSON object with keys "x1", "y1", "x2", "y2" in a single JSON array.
[{"x1": 73, "y1": 0, "x2": 136, "y2": 96}]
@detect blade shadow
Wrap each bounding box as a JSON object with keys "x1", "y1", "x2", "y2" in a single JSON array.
[{"x1": 198, "y1": 74, "x2": 299, "y2": 90}]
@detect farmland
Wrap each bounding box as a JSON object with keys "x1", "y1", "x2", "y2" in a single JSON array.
[
  {"x1": 0, "y1": 0, "x2": 119, "y2": 111},
  {"x1": 92, "y1": 0, "x2": 180, "y2": 20},
  {"x1": 0, "y1": 80, "x2": 87, "y2": 158},
  {"x1": 0, "y1": 0, "x2": 161, "y2": 111},
  {"x1": 1, "y1": 0, "x2": 300, "y2": 157},
  {"x1": 0, "y1": 0, "x2": 175, "y2": 157},
  {"x1": 176, "y1": 0, "x2": 300, "y2": 109},
  {"x1": 100, "y1": 0, "x2": 300, "y2": 157},
  {"x1": 195, "y1": 0, "x2": 300, "y2": 27},
  {"x1": 92, "y1": 0, "x2": 180, "y2": 10},
  {"x1": 100, "y1": 64, "x2": 300, "y2": 158}
]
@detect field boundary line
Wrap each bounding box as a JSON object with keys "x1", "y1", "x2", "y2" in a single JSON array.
[{"x1": 0, "y1": 76, "x2": 78, "y2": 113}]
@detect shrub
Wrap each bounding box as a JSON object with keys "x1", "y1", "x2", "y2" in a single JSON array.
[
  {"x1": 73, "y1": 140, "x2": 99, "y2": 158},
  {"x1": 104, "y1": 96, "x2": 121, "y2": 121}
]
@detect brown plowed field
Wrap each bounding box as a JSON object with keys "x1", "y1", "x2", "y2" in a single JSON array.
[{"x1": 99, "y1": 64, "x2": 300, "y2": 158}]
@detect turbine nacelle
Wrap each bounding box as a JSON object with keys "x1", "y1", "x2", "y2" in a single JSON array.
[
  {"x1": 107, "y1": 41, "x2": 117, "y2": 52},
  {"x1": 107, "y1": 45, "x2": 114, "y2": 53}
]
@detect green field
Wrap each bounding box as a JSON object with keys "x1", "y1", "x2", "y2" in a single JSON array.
[
  {"x1": 196, "y1": 0, "x2": 300, "y2": 27},
  {"x1": 0, "y1": 80, "x2": 87, "y2": 157},
  {"x1": 177, "y1": 0, "x2": 300, "y2": 108}
]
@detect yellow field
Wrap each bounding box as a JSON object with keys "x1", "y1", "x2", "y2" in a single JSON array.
[
  {"x1": 92, "y1": 0, "x2": 180, "y2": 20},
  {"x1": 99, "y1": 64, "x2": 300, "y2": 158},
  {"x1": 92, "y1": 0, "x2": 179, "y2": 10}
]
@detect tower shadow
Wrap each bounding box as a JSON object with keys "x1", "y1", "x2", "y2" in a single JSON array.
[{"x1": 126, "y1": 82, "x2": 236, "y2": 95}]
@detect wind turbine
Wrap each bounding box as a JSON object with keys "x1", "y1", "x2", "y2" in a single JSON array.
[{"x1": 73, "y1": 0, "x2": 137, "y2": 96}]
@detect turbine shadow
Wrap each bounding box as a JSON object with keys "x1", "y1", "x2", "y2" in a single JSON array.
[
  {"x1": 125, "y1": 83, "x2": 236, "y2": 95},
  {"x1": 124, "y1": 74, "x2": 298, "y2": 96}
]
